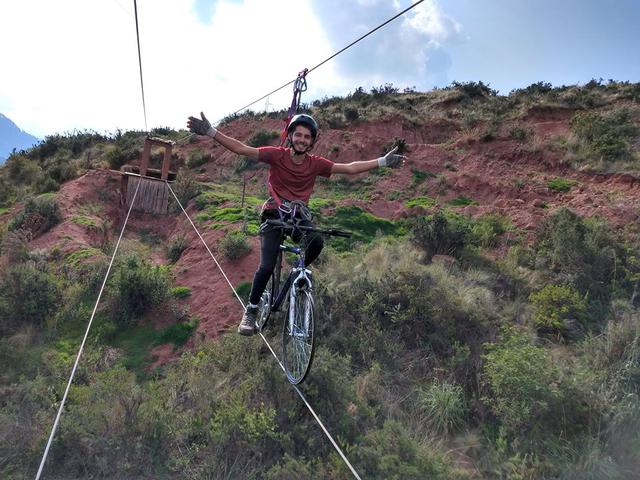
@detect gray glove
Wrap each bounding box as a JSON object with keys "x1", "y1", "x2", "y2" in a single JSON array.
[
  {"x1": 377, "y1": 146, "x2": 406, "y2": 168},
  {"x1": 187, "y1": 112, "x2": 217, "y2": 137}
]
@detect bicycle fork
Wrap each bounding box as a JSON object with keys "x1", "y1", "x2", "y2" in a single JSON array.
[{"x1": 288, "y1": 268, "x2": 312, "y2": 337}]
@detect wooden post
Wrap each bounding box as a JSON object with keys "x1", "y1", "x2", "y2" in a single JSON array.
[
  {"x1": 161, "y1": 143, "x2": 172, "y2": 180},
  {"x1": 140, "y1": 139, "x2": 152, "y2": 177}
]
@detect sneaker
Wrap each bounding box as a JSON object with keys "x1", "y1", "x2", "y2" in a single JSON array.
[{"x1": 238, "y1": 306, "x2": 258, "y2": 336}]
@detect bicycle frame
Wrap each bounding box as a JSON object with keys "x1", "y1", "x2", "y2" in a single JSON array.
[
  {"x1": 271, "y1": 244, "x2": 312, "y2": 315},
  {"x1": 256, "y1": 216, "x2": 350, "y2": 384}
]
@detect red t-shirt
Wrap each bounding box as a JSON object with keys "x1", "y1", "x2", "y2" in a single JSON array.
[{"x1": 258, "y1": 146, "x2": 333, "y2": 206}]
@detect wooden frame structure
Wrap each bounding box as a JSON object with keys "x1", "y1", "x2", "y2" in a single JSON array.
[{"x1": 121, "y1": 136, "x2": 177, "y2": 214}]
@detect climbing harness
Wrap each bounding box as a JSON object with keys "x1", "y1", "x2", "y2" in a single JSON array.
[{"x1": 280, "y1": 68, "x2": 308, "y2": 146}]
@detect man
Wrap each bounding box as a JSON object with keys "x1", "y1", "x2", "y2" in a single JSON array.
[{"x1": 187, "y1": 112, "x2": 406, "y2": 335}]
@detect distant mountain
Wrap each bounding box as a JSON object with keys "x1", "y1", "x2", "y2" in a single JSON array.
[{"x1": 0, "y1": 113, "x2": 40, "y2": 164}]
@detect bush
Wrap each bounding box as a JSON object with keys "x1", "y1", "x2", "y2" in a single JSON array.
[
  {"x1": 186, "y1": 149, "x2": 211, "y2": 168},
  {"x1": 248, "y1": 129, "x2": 279, "y2": 147},
  {"x1": 509, "y1": 126, "x2": 531, "y2": 142},
  {"x1": 0, "y1": 262, "x2": 61, "y2": 333},
  {"x1": 219, "y1": 230, "x2": 251, "y2": 260},
  {"x1": 112, "y1": 253, "x2": 171, "y2": 327},
  {"x1": 166, "y1": 234, "x2": 187, "y2": 263},
  {"x1": 410, "y1": 210, "x2": 470, "y2": 261},
  {"x1": 468, "y1": 214, "x2": 512, "y2": 249},
  {"x1": 0, "y1": 228, "x2": 32, "y2": 261},
  {"x1": 449, "y1": 80, "x2": 498, "y2": 98},
  {"x1": 548, "y1": 177, "x2": 577, "y2": 192},
  {"x1": 170, "y1": 286, "x2": 191, "y2": 299},
  {"x1": 417, "y1": 380, "x2": 467, "y2": 435},
  {"x1": 534, "y1": 208, "x2": 635, "y2": 305},
  {"x1": 483, "y1": 328, "x2": 562, "y2": 432},
  {"x1": 9, "y1": 193, "x2": 62, "y2": 236},
  {"x1": 344, "y1": 420, "x2": 456, "y2": 479},
  {"x1": 530, "y1": 283, "x2": 587, "y2": 333},
  {"x1": 570, "y1": 109, "x2": 639, "y2": 162},
  {"x1": 170, "y1": 171, "x2": 201, "y2": 209}
]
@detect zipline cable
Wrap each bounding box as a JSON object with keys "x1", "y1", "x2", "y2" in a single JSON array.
[
  {"x1": 170, "y1": 0, "x2": 425, "y2": 145},
  {"x1": 165, "y1": 182, "x2": 363, "y2": 480},
  {"x1": 35, "y1": 178, "x2": 143, "y2": 480},
  {"x1": 228, "y1": 0, "x2": 425, "y2": 116},
  {"x1": 133, "y1": 0, "x2": 148, "y2": 131}
]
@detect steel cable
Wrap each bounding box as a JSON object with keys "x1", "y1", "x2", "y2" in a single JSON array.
[
  {"x1": 34, "y1": 177, "x2": 143, "y2": 480},
  {"x1": 166, "y1": 182, "x2": 363, "y2": 480}
]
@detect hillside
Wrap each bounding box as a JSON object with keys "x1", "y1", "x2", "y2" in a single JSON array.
[{"x1": 1, "y1": 81, "x2": 639, "y2": 479}]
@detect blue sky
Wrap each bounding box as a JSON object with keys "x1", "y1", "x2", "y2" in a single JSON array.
[{"x1": 1, "y1": 0, "x2": 638, "y2": 138}]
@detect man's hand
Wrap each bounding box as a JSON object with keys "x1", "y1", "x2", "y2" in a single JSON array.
[
  {"x1": 377, "y1": 146, "x2": 406, "y2": 168},
  {"x1": 187, "y1": 112, "x2": 217, "y2": 137}
]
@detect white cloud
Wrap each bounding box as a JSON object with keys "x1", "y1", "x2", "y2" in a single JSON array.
[
  {"x1": 0, "y1": 0, "x2": 342, "y2": 137},
  {"x1": 404, "y1": 0, "x2": 463, "y2": 47},
  {"x1": 309, "y1": 0, "x2": 465, "y2": 91}
]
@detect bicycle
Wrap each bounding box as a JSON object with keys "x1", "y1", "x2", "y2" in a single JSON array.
[{"x1": 254, "y1": 216, "x2": 351, "y2": 384}]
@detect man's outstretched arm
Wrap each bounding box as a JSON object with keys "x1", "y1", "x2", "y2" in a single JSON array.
[
  {"x1": 187, "y1": 112, "x2": 259, "y2": 159},
  {"x1": 331, "y1": 146, "x2": 406, "y2": 175}
]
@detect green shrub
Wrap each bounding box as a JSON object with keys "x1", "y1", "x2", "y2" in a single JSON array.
[
  {"x1": 510, "y1": 126, "x2": 531, "y2": 142},
  {"x1": 186, "y1": 149, "x2": 211, "y2": 168},
  {"x1": 418, "y1": 380, "x2": 467, "y2": 435},
  {"x1": 171, "y1": 286, "x2": 191, "y2": 299},
  {"x1": 9, "y1": 193, "x2": 62, "y2": 235},
  {"x1": 112, "y1": 253, "x2": 171, "y2": 327},
  {"x1": 170, "y1": 171, "x2": 201, "y2": 209},
  {"x1": 5, "y1": 154, "x2": 44, "y2": 185},
  {"x1": 570, "y1": 109, "x2": 639, "y2": 162},
  {"x1": 449, "y1": 80, "x2": 498, "y2": 98},
  {"x1": 534, "y1": 207, "x2": 635, "y2": 304},
  {"x1": 483, "y1": 328, "x2": 562, "y2": 432},
  {"x1": 468, "y1": 214, "x2": 512, "y2": 249},
  {"x1": 166, "y1": 234, "x2": 187, "y2": 263},
  {"x1": 344, "y1": 420, "x2": 456, "y2": 479},
  {"x1": 235, "y1": 281, "x2": 252, "y2": 302},
  {"x1": 405, "y1": 196, "x2": 437, "y2": 209},
  {"x1": 219, "y1": 230, "x2": 251, "y2": 260},
  {"x1": 411, "y1": 169, "x2": 435, "y2": 186},
  {"x1": 156, "y1": 317, "x2": 198, "y2": 346},
  {"x1": 0, "y1": 262, "x2": 61, "y2": 333},
  {"x1": 343, "y1": 106, "x2": 359, "y2": 122},
  {"x1": 36, "y1": 176, "x2": 60, "y2": 193},
  {"x1": 548, "y1": 177, "x2": 577, "y2": 192},
  {"x1": 410, "y1": 210, "x2": 470, "y2": 261},
  {"x1": 530, "y1": 283, "x2": 587, "y2": 333},
  {"x1": 248, "y1": 129, "x2": 279, "y2": 147},
  {"x1": 447, "y1": 196, "x2": 478, "y2": 207},
  {"x1": 0, "y1": 228, "x2": 32, "y2": 261}
]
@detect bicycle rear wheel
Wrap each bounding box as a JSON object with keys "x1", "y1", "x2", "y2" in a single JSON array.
[{"x1": 282, "y1": 288, "x2": 315, "y2": 384}]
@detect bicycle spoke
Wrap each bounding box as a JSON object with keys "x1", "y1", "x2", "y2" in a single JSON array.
[{"x1": 282, "y1": 289, "x2": 315, "y2": 384}]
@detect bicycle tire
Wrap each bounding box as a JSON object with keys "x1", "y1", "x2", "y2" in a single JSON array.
[
  {"x1": 282, "y1": 288, "x2": 315, "y2": 384},
  {"x1": 255, "y1": 277, "x2": 272, "y2": 333},
  {"x1": 256, "y1": 252, "x2": 281, "y2": 333}
]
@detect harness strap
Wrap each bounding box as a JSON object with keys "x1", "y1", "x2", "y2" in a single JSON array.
[{"x1": 280, "y1": 68, "x2": 309, "y2": 146}]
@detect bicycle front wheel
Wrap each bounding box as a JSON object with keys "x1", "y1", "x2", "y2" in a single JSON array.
[{"x1": 282, "y1": 288, "x2": 315, "y2": 384}]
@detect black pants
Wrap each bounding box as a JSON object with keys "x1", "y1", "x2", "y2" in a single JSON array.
[{"x1": 248, "y1": 213, "x2": 323, "y2": 305}]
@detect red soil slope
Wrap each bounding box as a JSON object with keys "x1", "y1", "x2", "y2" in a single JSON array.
[{"x1": 22, "y1": 112, "x2": 640, "y2": 366}]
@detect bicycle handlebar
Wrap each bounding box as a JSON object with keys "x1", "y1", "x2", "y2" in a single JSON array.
[{"x1": 263, "y1": 219, "x2": 352, "y2": 238}]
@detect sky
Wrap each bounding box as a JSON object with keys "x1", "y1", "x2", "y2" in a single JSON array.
[{"x1": 1, "y1": 0, "x2": 639, "y2": 139}]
